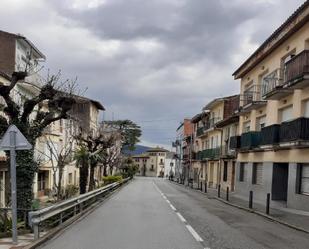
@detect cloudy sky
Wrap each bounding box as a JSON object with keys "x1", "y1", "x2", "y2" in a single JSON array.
[{"x1": 0, "y1": 0, "x2": 305, "y2": 149}]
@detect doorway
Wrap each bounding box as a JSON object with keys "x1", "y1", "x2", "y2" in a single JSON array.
[{"x1": 272, "y1": 163, "x2": 289, "y2": 201}]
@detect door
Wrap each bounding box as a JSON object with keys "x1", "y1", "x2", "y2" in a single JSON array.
[
  {"x1": 272, "y1": 163, "x2": 289, "y2": 201},
  {"x1": 209, "y1": 163, "x2": 214, "y2": 187}
]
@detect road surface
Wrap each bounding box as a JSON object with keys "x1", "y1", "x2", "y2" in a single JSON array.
[{"x1": 39, "y1": 177, "x2": 309, "y2": 249}]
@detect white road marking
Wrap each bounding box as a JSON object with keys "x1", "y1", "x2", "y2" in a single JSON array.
[
  {"x1": 170, "y1": 204, "x2": 176, "y2": 211},
  {"x1": 186, "y1": 225, "x2": 204, "y2": 242},
  {"x1": 176, "y1": 212, "x2": 186, "y2": 223}
]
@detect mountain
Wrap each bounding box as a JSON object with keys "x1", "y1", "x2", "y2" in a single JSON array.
[{"x1": 122, "y1": 144, "x2": 151, "y2": 156}]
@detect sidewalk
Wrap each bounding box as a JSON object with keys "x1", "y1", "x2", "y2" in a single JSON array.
[
  {"x1": 0, "y1": 232, "x2": 46, "y2": 249},
  {"x1": 170, "y1": 179, "x2": 309, "y2": 234}
]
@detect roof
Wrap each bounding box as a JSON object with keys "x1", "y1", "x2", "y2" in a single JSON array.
[
  {"x1": 191, "y1": 113, "x2": 203, "y2": 123},
  {"x1": 203, "y1": 94, "x2": 239, "y2": 110},
  {"x1": 74, "y1": 95, "x2": 105, "y2": 111},
  {"x1": 147, "y1": 147, "x2": 170, "y2": 153},
  {"x1": 233, "y1": 0, "x2": 309, "y2": 79},
  {"x1": 132, "y1": 153, "x2": 150, "y2": 158},
  {"x1": 215, "y1": 114, "x2": 239, "y2": 128}
]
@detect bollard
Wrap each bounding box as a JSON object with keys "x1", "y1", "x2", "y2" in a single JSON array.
[
  {"x1": 218, "y1": 184, "x2": 221, "y2": 198},
  {"x1": 249, "y1": 191, "x2": 253, "y2": 209},
  {"x1": 204, "y1": 181, "x2": 207, "y2": 193},
  {"x1": 226, "y1": 187, "x2": 229, "y2": 201},
  {"x1": 200, "y1": 181, "x2": 203, "y2": 191},
  {"x1": 266, "y1": 193, "x2": 270, "y2": 215}
]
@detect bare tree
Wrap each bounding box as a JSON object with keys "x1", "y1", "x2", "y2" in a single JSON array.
[{"x1": 0, "y1": 71, "x2": 76, "y2": 209}]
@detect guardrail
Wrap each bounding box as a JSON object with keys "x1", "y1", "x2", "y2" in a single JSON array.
[{"x1": 28, "y1": 178, "x2": 130, "y2": 240}]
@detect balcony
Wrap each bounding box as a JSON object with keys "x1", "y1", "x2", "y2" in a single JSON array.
[
  {"x1": 229, "y1": 136, "x2": 241, "y2": 150},
  {"x1": 260, "y1": 124, "x2": 280, "y2": 146},
  {"x1": 201, "y1": 147, "x2": 221, "y2": 160},
  {"x1": 279, "y1": 117, "x2": 309, "y2": 145},
  {"x1": 261, "y1": 68, "x2": 293, "y2": 100},
  {"x1": 285, "y1": 50, "x2": 309, "y2": 89},
  {"x1": 240, "y1": 131, "x2": 261, "y2": 150},
  {"x1": 221, "y1": 144, "x2": 236, "y2": 158},
  {"x1": 240, "y1": 85, "x2": 266, "y2": 113},
  {"x1": 204, "y1": 117, "x2": 221, "y2": 131},
  {"x1": 196, "y1": 126, "x2": 205, "y2": 137}
]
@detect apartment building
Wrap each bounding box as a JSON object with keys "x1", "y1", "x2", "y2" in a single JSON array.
[
  {"x1": 192, "y1": 95, "x2": 239, "y2": 190},
  {"x1": 134, "y1": 147, "x2": 170, "y2": 177},
  {"x1": 230, "y1": 1, "x2": 309, "y2": 211}
]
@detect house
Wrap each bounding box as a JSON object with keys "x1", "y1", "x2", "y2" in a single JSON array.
[
  {"x1": 190, "y1": 95, "x2": 239, "y2": 190},
  {"x1": 173, "y1": 119, "x2": 193, "y2": 182},
  {"x1": 230, "y1": 1, "x2": 309, "y2": 211},
  {"x1": 134, "y1": 147, "x2": 170, "y2": 177},
  {"x1": 164, "y1": 152, "x2": 176, "y2": 178},
  {"x1": 0, "y1": 30, "x2": 46, "y2": 84}
]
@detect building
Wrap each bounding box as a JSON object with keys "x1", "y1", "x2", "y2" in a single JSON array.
[
  {"x1": 0, "y1": 30, "x2": 46, "y2": 84},
  {"x1": 164, "y1": 152, "x2": 176, "y2": 178},
  {"x1": 173, "y1": 119, "x2": 193, "y2": 182},
  {"x1": 134, "y1": 147, "x2": 170, "y2": 177},
  {"x1": 230, "y1": 1, "x2": 309, "y2": 211},
  {"x1": 191, "y1": 95, "x2": 239, "y2": 190}
]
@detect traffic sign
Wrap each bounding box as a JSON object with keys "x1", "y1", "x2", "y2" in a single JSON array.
[{"x1": 0, "y1": 125, "x2": 32, "y2": 150}]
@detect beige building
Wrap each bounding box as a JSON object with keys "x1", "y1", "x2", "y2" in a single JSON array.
[
  {"x1": 191, "y1": 95, "x2": 239, "y2": 191},
  {"x1": 231, "y1": 2, "x2": 309, "y2": 211},
  {"x1": 134, "y1": 147, "x2": 169, "y2": 177}
]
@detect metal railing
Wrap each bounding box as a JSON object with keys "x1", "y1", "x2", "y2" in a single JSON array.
[
  {"x1": 241, "y1": 84, "x2": 262, "y2": 106},
  {"x1": 261, "y1": 68, "x2": 284, "y2": 96},
  {"x1": 28, "y1": 178, "x2": 130, "y2": 240}
]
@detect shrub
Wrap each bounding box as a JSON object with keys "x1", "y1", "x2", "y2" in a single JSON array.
[
  {"x1": 102, "y1": 175, "x2": 123, "y2": 186},
  {"x1": 63, "y1": 185, "x2": 79, "y2": 199}
]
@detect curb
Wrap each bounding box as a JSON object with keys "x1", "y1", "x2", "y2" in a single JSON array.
[
  {"x1": 23, "y1": 180, "x2": 132, "y2": 249},
  {"x1": 168, "y1": 180, "x2": 309, "y2": 234}
]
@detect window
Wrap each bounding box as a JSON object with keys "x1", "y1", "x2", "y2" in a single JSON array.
[
  {"x1": 150, "y1": 165, "x2": 154, "y2": 171},
  {"x1": 252, "y1": 163, "x2": 263, "y2": 185},
  {"x1": 303, "y1": 99, "x2": 309, "y2": 117},
  {"x1": 297, "y1": 164, "x2": 309, "y2": 195},
  {"x1": 223, "y1": 161, "x2": 228, "y2": 182},
  {"x1": 239, "y1": 163, "x2": 246, "y2": 182},
  {"x1": 243, "y1": 121, "x2": 250, "y2": 132},
  {"x1": 256, "y1": 116, "x2": 266, "y2": 131},
  {"x1": 279, "y1": 106, "x2": 293, "y2": 122},
  {"x1": 68, "y1": 173, "x2": 73, "y2": 184}
]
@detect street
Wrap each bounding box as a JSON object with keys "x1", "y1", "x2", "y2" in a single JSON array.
[{"x1": 39, "y1": 177, "x2": 309, "y2": 249}]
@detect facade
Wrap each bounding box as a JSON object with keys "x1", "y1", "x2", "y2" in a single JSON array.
[
  {"x1": 0, "y1": 30, "x2": 105, "y2": 204},
  {"x1": 173, "y1": 119, "x2": 193, "y2": 182},
  {"x1": 191, "y1": 95, "x2": 239, "y2": 190},
  {"x1": 164, "y1": 152, "x2": 176, "y2": 178},
  {"x1": 230, "y1": 2, "x2": 309, "y2": 211},
  {"x1": 134, "y1": 147, "x2": 170, "y2": 177}
]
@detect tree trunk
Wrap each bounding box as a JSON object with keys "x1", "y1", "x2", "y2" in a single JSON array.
[
  {"x1": 79, "y1": 164, "x2": 88, "y2": 194},
  {"x1": 88, "y1": 164, "x2": 96, "y2": 191},
  {"x1": 57, "y1": 164, "x2": 64, "y2": 200}
]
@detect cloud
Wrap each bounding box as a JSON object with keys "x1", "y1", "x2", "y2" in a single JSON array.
[{"x1": 0, "y1": 0, "x2": 305, "y2": 147}]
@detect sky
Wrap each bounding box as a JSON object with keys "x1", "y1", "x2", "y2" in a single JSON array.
[{"x1": 0, "y1": 0, "x2": 305, "y2": 149}]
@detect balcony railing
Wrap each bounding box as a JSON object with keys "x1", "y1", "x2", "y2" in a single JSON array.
[
  {"x1": 201, "y1": 147, "x2": 221, "y2": 160},
  {"x1": 261, "y1": 68, "x2": 284, "y2": 96},
  {"x1": 203, "y1": 117, "x2": 221, "y2": 130},
  {"x1": 196, "y1": 126, "x2": 205, "y2": 136},
  {"x1": 285, "y1": 50, "x2": 309, "y2": 85},
  {"x1": 260, "y1": 124, "x2": 280, "y2": 145},
  {"x1": 280, "y1": 117, "x2": 309, "y2": 143},
  {"x1": 241, "y1": 84, "x2": 263, "y2": 107},
  {"x1": 229, "y1": 136, "x2": 241, "y2": 150},
  {"x1": 240, "y1": 131, "x2": 261, "y2": 149}
]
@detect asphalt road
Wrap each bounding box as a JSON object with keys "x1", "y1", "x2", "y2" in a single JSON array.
[{"x1": 39, "y1": 177, "x2": 309, "y2": 249}]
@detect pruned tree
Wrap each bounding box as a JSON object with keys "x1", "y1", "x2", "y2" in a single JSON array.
[
  {"x1": 44, "y1": 135, "x2": 75, "y2": 201},
  {"x1": 0, "y1": 71, "x2": 76, "y2": 209},
  {"x1": 75, "y1": 132, "x2": 115, "y2": 192}
]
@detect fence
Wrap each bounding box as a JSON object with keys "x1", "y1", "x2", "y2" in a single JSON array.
[{"x1": 28, "y1": 178, "x2": 130, "y2": 240}]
